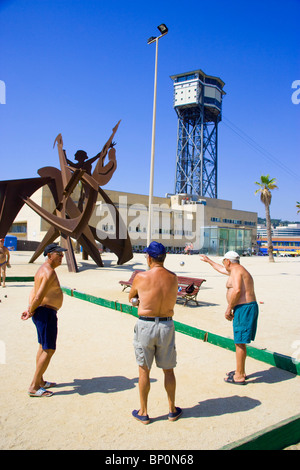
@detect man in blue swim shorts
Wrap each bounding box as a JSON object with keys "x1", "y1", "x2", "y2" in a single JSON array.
[
  {"x1": 200, "y1": 251, "x2": 259, "y2": 385},
  {"x1": 21, "y1": 243, "x2": 67, "y2": 397}
]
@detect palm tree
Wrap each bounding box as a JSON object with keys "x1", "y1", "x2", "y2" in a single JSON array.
[
  {"x1": 255, "y1": 175, "x2": 278, "y2": 262},
  {"x1": 296, "y1": 201, "x2": 300, "y2": 214}
]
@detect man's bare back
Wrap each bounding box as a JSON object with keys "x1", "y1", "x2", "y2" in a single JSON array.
[{"x1": 129, "y1": 265, "x2": 178, "y2": 317}]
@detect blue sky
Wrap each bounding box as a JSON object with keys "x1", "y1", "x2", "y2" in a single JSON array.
[{"x1": 1, "y1": 0, "x2": 299, "y2": 221}]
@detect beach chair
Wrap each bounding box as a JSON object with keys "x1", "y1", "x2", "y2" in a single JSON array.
[{"x1": 176, "y1": 276, "x2": 206, "y2": 306}]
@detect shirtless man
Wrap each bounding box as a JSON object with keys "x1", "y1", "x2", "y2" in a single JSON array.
[
  {"x1": 129, "y1": 241, "x2": 182, "y2": 423},
  {"x1": 21, "y1": 243, "x2": 67, "y2": 397},
  {"x1": 200, "y1": 251, "x2": 258, "y2": 385},
  {"x1": 0, "y1": 238, "x2": 10, "y2": 287}
]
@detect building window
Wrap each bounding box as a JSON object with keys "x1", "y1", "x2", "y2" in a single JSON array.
[
  {"x1": 9, "y1": 222, "x2": 27, "y2": 233},
  {"x1": 223, "y1": 219, "x2": 242, "y2": 225}
]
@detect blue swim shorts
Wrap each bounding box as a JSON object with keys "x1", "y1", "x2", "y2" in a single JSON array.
[
  {"x1": 233, "y1": 301, "x2": 259, "y2": 344},
  {"x1": 32, "y1": 306, "x2": 58, "y2": 350}
]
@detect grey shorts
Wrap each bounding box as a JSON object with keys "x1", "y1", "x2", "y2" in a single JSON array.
[{"x1": 133, "y1": 318, "x2": 177, "y2": 370}]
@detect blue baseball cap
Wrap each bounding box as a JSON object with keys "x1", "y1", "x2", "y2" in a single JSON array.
[{"x1": 144, "y1": 241, "x2": 166, "y2": 258}]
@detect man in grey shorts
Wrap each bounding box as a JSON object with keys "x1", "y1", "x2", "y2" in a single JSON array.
[{"x1": 129, "y1": 241, "x2": 182, "y2": 424}]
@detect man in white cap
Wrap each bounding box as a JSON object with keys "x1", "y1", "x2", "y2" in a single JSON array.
[{"x1": 200, "y1": 251, "x2": 258, "y2": 384}]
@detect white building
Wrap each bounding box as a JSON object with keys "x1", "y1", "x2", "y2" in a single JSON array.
[{"x1": 8, "y1": 186, "x2": 257, "y2": 256}]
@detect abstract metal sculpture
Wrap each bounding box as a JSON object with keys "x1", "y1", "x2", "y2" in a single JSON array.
[{"x1": 0, "y1": 121, "x2": 133, "y2": 272}]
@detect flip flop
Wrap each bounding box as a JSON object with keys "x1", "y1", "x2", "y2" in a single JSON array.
[
  {"x1": 28, "y1": 387, "x2": 54, "y2": 397},
  {"x1": 224, "y1": 376, "x2": 246, "y2": 385},
  {"x1": 132, "y1": 409, "x2": 150, "y2": 425},
  {"x1": 226, "y1": 370, "x2": 248, "y2": 380},
  {"x1": 43, "y1": 381, "x2": 57, "y2": 389},
  {"x1": 168, "y1": 407, "x2": 182, "y2": 421}
]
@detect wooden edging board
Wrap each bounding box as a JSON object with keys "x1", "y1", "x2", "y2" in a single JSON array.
[
  {"x1": 220, "y1": 413, "x2": 300, "y2": 450},
  {"x1": 5, "y1": 276, "x2": 35, "y2": 282},
  {"x1": 61, "y1": 286, "x2": 300, "y2": 377}
]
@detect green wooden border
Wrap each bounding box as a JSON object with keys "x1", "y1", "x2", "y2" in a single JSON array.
[
  {"x1": 220, "y1": 414, "x2": 300, "y2": 450},
  {"x1": 61, "y1": 287, "x2": 300, "y2": 376},
  {"x1": 6, "y1": 280, "x2": 299, "y2": 376},
  {"x1": 5, "y1": 276, "x2": 34, "y2": 282}
]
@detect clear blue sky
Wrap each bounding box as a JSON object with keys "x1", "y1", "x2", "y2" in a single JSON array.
[{"x1": 1, "y1": 0, "x2": 299, "y2": 221}]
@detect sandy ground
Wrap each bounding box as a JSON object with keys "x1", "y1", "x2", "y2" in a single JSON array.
[{"x1": 0, "y1": 251, "x2": 299, "y2": 451}]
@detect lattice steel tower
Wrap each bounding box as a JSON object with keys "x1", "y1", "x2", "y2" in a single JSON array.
[{"x1": 170, "y1": 69, "x2": 225, "y2": 198}]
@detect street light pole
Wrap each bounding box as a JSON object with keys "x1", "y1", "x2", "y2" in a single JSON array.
[
  {"x1": 147, "y1": 37, "x2": 159, "y2": 247},
  {"x1": 146, "y1": 24, "x2": 168, "y2": 247}
]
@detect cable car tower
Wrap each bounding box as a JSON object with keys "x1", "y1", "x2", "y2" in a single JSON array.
[{"x1": 170, "y1": 69, "x2": 225, "y2": 198}]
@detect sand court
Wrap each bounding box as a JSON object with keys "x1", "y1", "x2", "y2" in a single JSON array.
[{"x1": 0, "y1": 251, "x2": 299, "y2": 450}]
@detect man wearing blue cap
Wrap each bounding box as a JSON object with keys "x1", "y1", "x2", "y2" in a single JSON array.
[{"x1": 129, "y1": 241, "x2": 182, "y2": 424}]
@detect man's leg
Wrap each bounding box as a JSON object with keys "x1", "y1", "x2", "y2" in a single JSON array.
[
  {"x1": 28, "y1": 346, "x2": 55, "y2": 395},
  {"x1": 34, "y1": 344, "x2": 55, "y2": 388},
  {"x1": 0, "y1": 266, "x2": 5, "y2": 286},
  {"x1": 163, "y1": 368, "x2": 176, "y2": 413},
  {"x1": 137, "y1": 364, "x2": 150, "y2": 416},
  {"x1": 234, "y1": 343, "x2": 247, "y2": 382},
  {"x1": 2, "y1": 266, "x2": 6, "y2": 287}
]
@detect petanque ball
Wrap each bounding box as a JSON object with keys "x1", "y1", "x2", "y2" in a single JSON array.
[{"x1": 131, "y1": 297, "x2": 139, "y2": 306}]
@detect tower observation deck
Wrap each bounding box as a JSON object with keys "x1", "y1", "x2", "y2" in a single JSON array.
[{"x1": 170, "y1": 69, "x2": 225, "y2": 198}]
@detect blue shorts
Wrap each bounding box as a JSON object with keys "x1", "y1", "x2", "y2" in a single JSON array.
[
  {"x1": 233, "y1": 301, "x2": 259, "y2": 344},
  {"x1": 32, "y1": 306, "x2": 58, "y2": 350}
]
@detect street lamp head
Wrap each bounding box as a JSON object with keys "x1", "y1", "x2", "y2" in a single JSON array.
[
  {"x1": 157, "y1": 24, "x2": 168, "y2": 35},
  {"x1": 147, "y1": 36, "x2": 157, "y2": 45},
  {"x1": 147, "y1": 24, "x2": 168, "y2": 44}
]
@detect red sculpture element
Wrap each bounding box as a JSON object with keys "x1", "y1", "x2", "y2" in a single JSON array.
[{"x1": 0, "y1": 121, "x2": 132, "y2": 272}]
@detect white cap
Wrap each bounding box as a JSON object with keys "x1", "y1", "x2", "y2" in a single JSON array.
[{"x1": 222, "y1": 251, "x2": 240, "y2": 261}]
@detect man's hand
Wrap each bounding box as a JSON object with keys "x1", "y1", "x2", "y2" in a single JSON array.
[
  {"x1": 21, "y1": 310, "x2": 31, "y2": 321},
  {"x1": 225, "y1": 307, "x2": 234, "y2": 321},
  {"x1": 199, "y1": 254, "x2": 210, "y2": 263}
]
